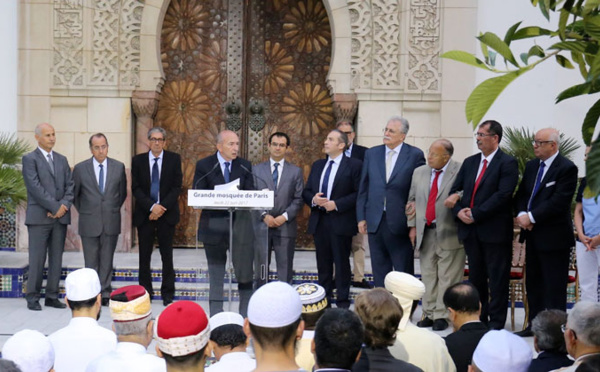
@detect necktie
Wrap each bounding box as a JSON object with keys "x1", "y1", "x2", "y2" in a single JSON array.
[
  {"x1": 46, "y1": 154, "x2": 55, "y2": 176},
  {"x1": 470, "y1": 159, "x2": 488, "y2": 208},
  {"x1": 273, "y1": 163, "x2": 279, "y2": 189},
  {"x1": 321, "y1": 160, "x2": 334, "y2": 198},
  {"x1": 224, "y1": 162, "x2": 230, "y2": 183},
  {"x1": 386, "y1": 150, "x2": 396, "y2": 182},
  {"x1": 426, "y1": 170, "x2": 443, "y2": 225},
  {"x1": 98, "y1": 164, "x2": 104, "y2": 193},
  {"x1": 528, "y1": 161, "x2": 546, "y2": 210},
  {"x1": 150, "y1": 157, "x2": 159, "y2": 202}
]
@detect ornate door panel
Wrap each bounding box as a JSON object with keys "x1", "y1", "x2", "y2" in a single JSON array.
[{"x1": 156, "y1": 0, "x2": 333, "y2": 247}]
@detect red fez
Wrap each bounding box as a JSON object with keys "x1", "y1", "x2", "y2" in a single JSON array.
[{"x1": 155, "y1": 301, "x2": 210, "y2": 356}]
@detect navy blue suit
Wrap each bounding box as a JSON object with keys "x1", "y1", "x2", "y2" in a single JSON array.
[
  {"x1": 303, "y1": 155, "x2": 362, "y2": 308},
  {"x1": 356, "y1": 143, "x2": 425, "y2": 286}
]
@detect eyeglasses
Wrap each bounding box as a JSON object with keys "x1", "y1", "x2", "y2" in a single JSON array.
[
  {"x1": 341, "y1": 131, "x2": 353, "y2": 135},
  {"x1": 149, "y1": 137, "x2": 165, "y2": 143},
  {"x1": 474, "y1": 132, "x2": 495, "y2": 138},
  {"x1": 532, "y1": 140, "x2": 554, "y2": 146},
  {"x1": 561, "y1": 324, "x2": 578, "y2": 339}
]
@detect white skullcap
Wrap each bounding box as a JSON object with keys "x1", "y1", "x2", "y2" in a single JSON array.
[
  {"x1": 65, "y1": 268, "x2": 101, "y2": 301},
  {"x1": 210, "y1": 311, "x2": 244, "y2": 331},
  {"x1": 472, "y1": 330, "x2": 532, "y2": 372},
  {"x1": 2, "y1": 329, "x2": 55, "y2": 372},
  {"x1": 248, "y1": 282, "x2": 302, "y2": 328},
  {"x1": 384, "y1": 271, "x2": 426, "y2": 330}
]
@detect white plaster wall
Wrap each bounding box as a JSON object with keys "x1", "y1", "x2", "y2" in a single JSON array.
[
  {"x1": 0, "y1": 0, "x2": 18, "y2": 135},
  {"x1": 477, "y1": 0, "x2": 594, "y2": 175}
]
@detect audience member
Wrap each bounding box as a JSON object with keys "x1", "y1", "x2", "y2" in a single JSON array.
[
  {"x1": 352, "y1": 288, "x2": 423, "y2": 372},
  {"x1": 206, "y1": 312, "x2": 254, "y2": 372},
  {"x1": 49, "y1": 268, "x2": 117, "y2": 371},
  {"x1": 155, "y1": 301, "x2": 212, "y2": 372},
  {"x1": 294, "y1": 283, "x2": 328, "y2": 371},
  {"x1": 443, "y1": 282, "x2": 488, "y2": 372},
  {"x1": 244, "y1": 281, "x2": 305, "y2": 371},
  {"x1": 529, "y1": 310, "x2": 573, "y2": 372},
  {"x1": 2, "y1": 329, "x2": 55, "y2": 372},
  {"x1": 469, "y1": 330, "x2": 532, "y2": 372},
  {"x1": 385, "y1": 271, "x2": 456, "y2": 372},
  {"x1": 86, "y1": 285, "x2": 165, "y2": 372},
  {"x1": 312, "y1": 308, "x2": 364, "y2": 371},
  {"x1": 555, "y1": 301, "x2": 600, "y2": 371},
  {"x1": 574, "y1": 353, "x2": 600, "y2": 371}
]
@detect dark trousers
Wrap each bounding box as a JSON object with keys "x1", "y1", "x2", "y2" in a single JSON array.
[
  {"x1": 526, "y1": 245, "x2": 570, "y2": 324},
  {"x1": 463, "y1": 234, "x2": 511, "y2": 329},
  {"x1": 81, "y1": 234, "x2": 119, "y2": 299},
  {"x1": 314, "y1": 213, "x2": 352, "y2": 308},
  {"x1": 137, "y1": 220, "x2": 175, "y2": 300},
  {"x1": 26, "y1": 222, "x2": 66, "y2": 301},
  {"x1": 369, "y1": 213, "x2": 414, "y2": 287}
]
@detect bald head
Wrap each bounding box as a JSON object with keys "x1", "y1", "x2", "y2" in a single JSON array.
[
  {"x1": 216, "y1": 130, "x2": 240, "y2": 161},
  {"x1": 34, "y1": 123, "x2": 56, "y2": 152},
  {"x1": 533, "y1": 128, "x2": 560, "y2": 161}
]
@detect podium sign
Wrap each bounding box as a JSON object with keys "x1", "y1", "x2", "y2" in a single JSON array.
[{"x1": 187, "y1": 189, "x2": 274, "y2": 209}]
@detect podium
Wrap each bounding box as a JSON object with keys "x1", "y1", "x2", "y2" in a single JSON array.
[{"x1": 188, "y1": 189, "x2": 274, "y2": 310}]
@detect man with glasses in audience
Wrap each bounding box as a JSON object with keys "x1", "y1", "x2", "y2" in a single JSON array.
[{"x1": 556, "y1": 301, "x2": 600, "y2": 371}]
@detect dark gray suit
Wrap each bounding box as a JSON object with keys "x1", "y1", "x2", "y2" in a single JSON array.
[
  {"x1": 22, "y1": 148, "x2": 74, "y2": 302},
  {"x1": 73, "y1": 157, "x2": 127, "y2": 298},
  {"x1": 253, "y1": 159, "x2": 304, "y2": 284}
]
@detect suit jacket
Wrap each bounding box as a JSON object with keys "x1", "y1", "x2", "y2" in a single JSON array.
[
  {"x1": 352, "y1": 347, "x2": 423, "y2": 372},
  {"x1": 350, "y1": 143, "x2": 368, "y2": 162},
  {"x1": 253, "y1": 160, "x2": 304, "y2": 238},
  {"x1": 302, "y1": 156, "x2": 362, "y2": 236},
  {"x1": 528, "y1": 351, "x2": 573, "y2": 372},
  {"x1": 408, "y1": 159, "x2": 462, "y2": 251},
  {"x1": 73, "y1": 157, "x2": 127, "y2": 237},
  {"x1": 356, "y1": 143, "x2": 425, "y2": 234},
  {"x1": 193, "y1": 153, "x2": 255, "y2": 243},
  {"x1": 444, "y1": 322, "x2": 489, "y2": 372},
  {"x1": 515, "y1": 154, "x2": 577, "y2": 251},
  {"x1": 131, "y1": 150, "x2": 182, "y2": 227},
  {"x1": 22, "y1": 148, "x2": 74, "y2": 225},
  {"x1": 450, "y1": 149, "x2": 518, "y2": 243}
]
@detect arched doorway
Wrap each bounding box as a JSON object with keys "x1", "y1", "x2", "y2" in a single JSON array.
[{"x1": 155, "y1": 0, "x2": 333, "y2": 247}]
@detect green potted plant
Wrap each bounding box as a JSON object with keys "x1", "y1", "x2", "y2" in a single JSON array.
[{"x1": 0, "y1": 133, "x2": 30, "y2": 214}]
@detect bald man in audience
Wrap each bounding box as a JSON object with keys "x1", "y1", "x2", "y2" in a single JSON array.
[{"x1": 555, "y1": 301, "x2": 600, "y2": 371}]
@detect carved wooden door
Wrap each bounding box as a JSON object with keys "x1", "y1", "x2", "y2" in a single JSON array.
[{"x1": 156, "y1": 0, "x2": 333, "y2": 247}]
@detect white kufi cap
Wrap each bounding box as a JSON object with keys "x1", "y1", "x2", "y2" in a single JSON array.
[
  {"x1": 2, "y1": 329, "x2": 55, "y2": 372},
  {"x1": 209, "y1": 311, "x2": 244, "y2": 331},
  {"x1": 472, "y1": 330, "x2": 532, "y2": 372},
  {"x1": 248, "y1": 282, "x2": 302, "y2": 327},
  {"x1": 65, "y1": 268, "x2": 101, "y2": 301}
]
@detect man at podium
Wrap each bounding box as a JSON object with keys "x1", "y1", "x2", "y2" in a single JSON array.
[{"x1": 193, "y1": 130, "x2": 255, "y2": 317}]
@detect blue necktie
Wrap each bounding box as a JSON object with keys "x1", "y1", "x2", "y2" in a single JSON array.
[
  {"x1": 98, "y1": 164, "x2": 104, "y2": 193},
  {"x1": 224, "y1": 162, "x2": 230, "y2": 183},
  {"x1": 273, "y1": 163, "x2": 279, "y2": 189},
  {"x1": 150, "y1": 157, "x2": 159, "y2": 202},
  {"x1": 321, "y1": 160, "x2": 334, "y2": 198},
  {"x1": 528, "y1": 161, "x2": 546, "y2": 210}
]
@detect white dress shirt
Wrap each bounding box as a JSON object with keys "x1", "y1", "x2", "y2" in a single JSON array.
[
  {"x1": 93, "y1": 157, "x2": 107, "y2": 191},
  {"x1": 86, "y1": 342, "x2": 166, "y2": 372},
  {"x1": 319, "y1": 153, "x2": 343, "y2": 200},
  {"x1": 205, "y1": 351, "x2": 256, "y2": 372}
]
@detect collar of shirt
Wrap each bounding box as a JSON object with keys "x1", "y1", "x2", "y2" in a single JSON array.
[
  {"x1": 148, "y1": 150, "x2": 164, "y2": 162},
  {"x1": 38, "y1": 146, "x2": 53, "y2": 159},
  {"x1": 345, "y1": 143, "x2": 354, "y2": 157},
  {"x1": 480, "y1": 147, "x2": 499, "y2": 164},
  {"x1": 431, "y1": 161, "x2": 449, "y2": 176},
  {"x1": 218, "y1": 352, "x2": 254, "y2": 362},
  {"x1": 328, "y1": 152, "x2": 343, "y2": 165},
  {"x1": 93, "y1": 157, "x2": 106, "y2": 169},
  {"x1": 68, "y1": 316, "x2": 102, "y2": 328},
  {"x1": 216, "y1": 151, "x2": 233, "y2": 177},
  {"x1": 270, "y1": 158, "x2": 285, "y2": 169},
  {"x1": 386, "y1": 142, "x2": 403, "y2": 156},
  {"x1": 540, "y1": 150, "x2": 559, "y2": 169},
  {"x1": 115, "y1": 342, "x2": 148, "y2": 355}
]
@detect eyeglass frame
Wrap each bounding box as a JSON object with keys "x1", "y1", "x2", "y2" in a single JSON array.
[{"x1": 531, "y1": 140, "x2": 555, "y2": 146}]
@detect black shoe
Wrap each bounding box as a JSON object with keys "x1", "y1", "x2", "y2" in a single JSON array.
[
  {"x1": 45, "y1": 298, "x2": 67, "y2": 309},
  {"x1": 163, "y1": 298, "x2": 173, "y2": 306},
  {"x1": 417, "y1": 317, "x2": 434, "y2": 328},
  {"x1": 514, "y1": 328, "x2": 533, "y2": 337},
  {"x1": 352, "y1": 279, "x2": 374, "y2": 289},
  {"x1": 27, "y1": 300, "x2": 42, "y2": 311},
  {"x1": 432, "y1": 319, "x2": 449, "y2": 331},
  {"x1": 101, "y1": 298, "x2": 110, "y2": 307}
]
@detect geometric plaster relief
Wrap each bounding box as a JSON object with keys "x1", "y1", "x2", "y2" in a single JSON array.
[
  {"x1": 405, "y1": 0, "x2": 441, "y2": 93},
  {"x1": 52, "y1": 0, "x2": 84, "y2": 87},
  {"x1": 119, "y1": 0, "x2": 143, "y2": 87},
  {"x1": 349, "y1": 0, "x2": 373, "y2": 89}
]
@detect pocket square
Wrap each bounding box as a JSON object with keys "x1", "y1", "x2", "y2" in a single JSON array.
[{"x1": 545, "y1": 181, "x2": 556, "y2": 187}]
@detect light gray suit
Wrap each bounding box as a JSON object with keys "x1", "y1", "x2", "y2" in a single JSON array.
[
  {"x1": 408, "y1": 159, "x2": 465, "y2": 320},
  {"x1": 253, "y1": 159, "x2": 304, "y2": 284},
  {"x1": 22, "y1": 148, "x2": 74, "y2": 302},
  {"x1": 73, "y1": 157, "x2": 127, "y2": 298}
]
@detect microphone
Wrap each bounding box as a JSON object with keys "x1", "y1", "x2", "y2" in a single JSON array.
[
  {"x1": 192, "y1": 162, "x2": 219, "y2": 190},
  {"x1": 239, "y1": 163, "x2": 266, "y2": 191}
]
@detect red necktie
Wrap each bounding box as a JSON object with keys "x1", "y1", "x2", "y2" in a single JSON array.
[
  {"x1": 470, "y1": 159, "x2": 488, "y2": 208},
  {"x1": 426, "y1": 170, "x2": 443, "y2": 226}
]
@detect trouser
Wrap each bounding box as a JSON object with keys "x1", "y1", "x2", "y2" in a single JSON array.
[
  {"x1": 576, "y1": 241, "x2": 600, "y2": 302},
  {"x1": 351, "y1": 233, "x2": 368, "y2": 282},
  {"x1": 26, "y1": 222, "x2": 66, "y2": 301},
  {"x1": 81, "y1": 234, "x2": 119, "y2": 299},
  {"x1": 137, "y1": 220, "x2": 175, "y2": 300}
]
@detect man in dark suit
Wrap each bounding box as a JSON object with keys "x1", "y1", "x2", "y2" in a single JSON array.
[
  {"x1": 514, "y1": 128, "x2": 577, "y2": 336},
  {"x1": 529, "y1": 309, "x2": 573, "y2": 372},
  {"x1": 131, "y1": 127, "x2": 182, "y2": 306},
  {"x1": 313, "y1": 308, "x2": 364, "y2": 371},
  {"x1": 356, "y1": 116, "x2": 425, "y2": 287},
  {"x1": 448, "y1": 120, "x2": 518, "y2": 330},
  {"x1": 253, "y1": 132, "x2": 303, "y2": 285},
  {"x1": 337, "y1": 121, "x2": 372, "y2": 289},
  {"x1": 73, "y1": 133, "x2": 127, "y2": 305},
  {"x1": 193, "y1": 130, "x2": 255, "y2": 316},
  {"x1": 22, "y1": 122, "x2": 74, "y2": 311},
  {"x1": 302, "y1": 129, "x2": 362, "y2": 308},
  {"x1": 443, "y1": 282, "x2": 489, "y2": 372}
]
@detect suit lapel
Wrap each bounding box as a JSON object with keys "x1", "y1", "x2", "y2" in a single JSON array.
[
  {"x1": 437, "y1": 160, "x2": 458, "y2": 201},
  {"x1": 388, "y1": 144, "x2": 409, "y2": 182},
  {"x1": 331, "y1": 156, "x2": 349, "y2": 192},
  {"x1": 141, "y1": 152, "x2": 152, "y2": 189},
  {"x1": 85, "y1": 158, "x2": 101, "y2": 194},
  {"x1": 35, "y1": 148, "x2": 55, "y2": 178},
  {"x1": 376, "y1": 146, "x2": 387, "y2": 183}
]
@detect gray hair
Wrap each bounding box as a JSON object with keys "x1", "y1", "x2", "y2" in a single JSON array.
[
  {"x1": 147, "y1": 127, "x2": 167, "y2": 140},
  {"x1": 34, "y1": 123, "x2": 51, "y2": 136},
  {"x1": 549, "y1": 129, "x2": 561, "y2": 145},
  {"x1": 331, "y1": 129, "x2": 349, "y2": 148},
  {"x1": 113, "y1": 316, "x2": 152, "y2": 336},
  {"x1": 567, "y1": 301, "x2": 600, "y2": 346},
  {"x1": 387, "y1": 116, "x2": 409, "y2": 134},
  {"x1": 336, "y1": 121, "x2": 355, "y2": 132},
  {"x1": 532, "y1": 309, "x2": 568, "y2": 353},
  {"x1": 434, "y1": 139, "x2": 454, "y2": 157}
]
